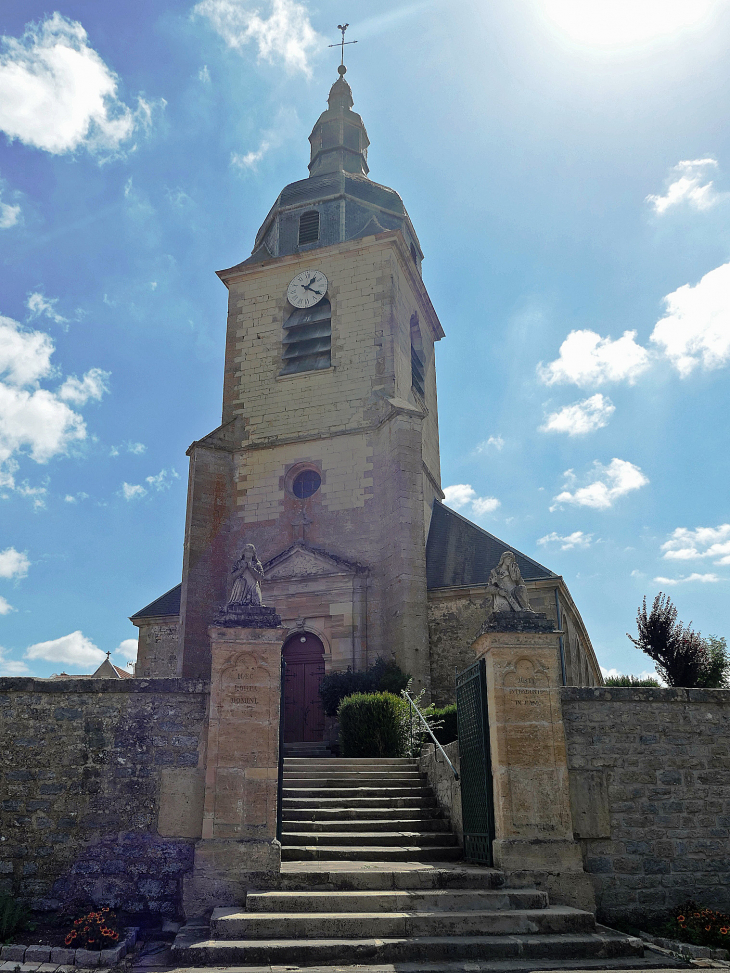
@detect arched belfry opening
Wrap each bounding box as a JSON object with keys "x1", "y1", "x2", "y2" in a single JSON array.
[{"x1": 282, "y1": 632, "x2": 326, "y2": 744}]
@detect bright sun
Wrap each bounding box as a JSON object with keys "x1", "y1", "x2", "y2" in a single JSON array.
[{"x1": 542, "y1": 0, "x2": 720, "y2": 48}]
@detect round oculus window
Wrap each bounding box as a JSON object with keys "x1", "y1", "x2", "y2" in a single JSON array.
[{"x1": 292, "y1": 469, "x2": 321, "y2": 499}]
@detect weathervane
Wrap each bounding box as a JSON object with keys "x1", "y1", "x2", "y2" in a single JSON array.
[{"x1": 328, "y1": 23, "x2": 357, "y2": 73}]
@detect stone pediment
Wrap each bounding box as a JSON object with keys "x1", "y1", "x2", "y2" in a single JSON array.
[{"x1": 264, "y1": 544, "x2": 366, "y2": 581}]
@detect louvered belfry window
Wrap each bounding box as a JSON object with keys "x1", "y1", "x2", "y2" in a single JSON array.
[
  {"x1": 298, "y1": 210, "x2": 320, "y2": 245},
  {"x1": 281, "y1": 299, "x2": 331, "y2": 375},
  {"x1": 411, "y1": 346, "x2": 425, "y2": 398},
  {"x1": 410, "y1": 314, "x2": 425, "y2": 398}
]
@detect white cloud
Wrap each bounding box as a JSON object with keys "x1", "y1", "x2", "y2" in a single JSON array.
[
  {"x1": 550, "y1": 458, "x2": 649, "y2": 511},
  {"x1": 0, "y1": 383, "x2": 86, "y2": 465},
  {"x1": 0, "y1": 315, "x2": 54, "y2": 386},
  {"x1": 473, "y1": 435, "x2": 504, "y2": 454},
  {"x1": 0, "y1": 595, "x2": 14, "y2": 614},
  {"x1": 0, "y1": 195, "x2": 20, "y2": 228},
  {"x1": 538, "y1": 330, "x2": 650, "y2": 387},
  {"x1": 127, "y1": 441, "x2": 145, "y2": 454},
  {"x1": 647, "y1": 158, "x2": 726, "y2": 215},
  {"x1": 26, "y1": 292, "x2": 68, "y2": 325},
  {"x1": 114, "y1": 638, "x2": 138, "y2": 664},
  {"x1": 654, "y1": 572, "x2": 722, "y2": 584},
  {"x1": 650, "y1": 261, "x2": 730, "y2": 377},
  {"x1": 537, "y1": 530, "x2": 593, "y2": 550},
  {"x1": 121, "y1": 482, "x2": 146, "y2": 500},
  {"x1": 25, "y1": 629, "x2": 105, "y2": 667},
  {"x1": 444, "y1": 483, "x2": 500, "y2": 518},
  {"x1": 0, "y1": 646, "x2": 30, "y2": 675},
  {"x1": 0, "y1": 546, "x2": 30, "y2": 579},
  {"x1": 540, "y1": 393, "x2": 615, "y2": 436},
  {"x1": 58, "y1": 367, "x2": 110, "y2": 405},
  {"x1": 0, "y1": 313, "x2": 107, "y2": 491},
  {"x1": 64, "y1": 491, "x2": 89, "y2": 503},
  {"x1": 231, "y1": 106, "x2": 299, "y2": 171},
  {"x1": 198, "y1": 64, "x2": 211, "y2": 83},
  {"x1": 146, "y1": 468, "x2": 179, "y2": 491},
  {"x1": 0, "y1": 12, "x2": 153, "y2": 157},
  {"x1": 195, "y1": 0, "x2": 322, "y2": 76},
  {"x1": 661, "y1": 523, "x2": 730, "y2": 565}
]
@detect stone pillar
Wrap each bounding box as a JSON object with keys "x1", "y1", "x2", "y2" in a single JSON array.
[
  {"x1": 473, "y1": 612, "x2": 595, "y2": 911},
  {"x1": 183, "y1": 623, "x2": 287, "y2": 914}
]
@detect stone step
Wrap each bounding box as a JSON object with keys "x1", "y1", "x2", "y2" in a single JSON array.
[
  {"x1": 283, "y1": 805, "x2": 446, "y2": 822},
  {"x1": 284, "y1": 758, "x2": 417, "y2": 766},
  {"x1": 283, "y1": 795, "x2": 437, "y2": 809},
  {"x1": 281, "y1": 844, "x2": 464, "y2": 862},
  {"x1": 211, "y1": 906, "x2": 595, "y2": 940},
  {"x1": 172, "y1": 931, "x2": 645, "y2": 967},
  {"x1": 281, "y1": 830, "x2": 458, "y2": 847},
  {"x1": 244, "y1": 887, "x2": 549, "y2": 913},
  {"x1": 283, "y1": 785, "x2": 433, "y2": 798},
  {"x1": 284, "y1": 774, "x2": 426, "y2": 786},
  {"x1": 278, "y1": 863, "x2": 506, "y2": 890},
  {"x1": 285, "y1": 816, "x2": 451, "y2": 832}
]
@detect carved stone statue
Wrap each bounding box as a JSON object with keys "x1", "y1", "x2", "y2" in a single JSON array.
[
  {"x1": 227, "y1": 544, "x2": 264, "y2": 608},
  {"x1": 214, "y1": 543, "x2": 281, "y2": 628},
  {"x1": 486, "y1": 552, "x2": 533, "y2": 613},
  {"x1": 477, "y1": 551, "x2": 554, "y2": 635}
]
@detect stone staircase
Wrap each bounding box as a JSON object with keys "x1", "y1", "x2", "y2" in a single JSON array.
[{"x1": 173, "y1": 756, "x2": 662, "y2": 969}]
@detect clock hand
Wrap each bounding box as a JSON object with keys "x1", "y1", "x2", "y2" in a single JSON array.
[{"x1": 302, "y1": 284, "x2": 322, "y2": 294}]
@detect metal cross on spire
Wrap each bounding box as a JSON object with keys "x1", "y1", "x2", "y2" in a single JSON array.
[{"x1": 328, "y1": 23, "x2": 357, "y2": 71}]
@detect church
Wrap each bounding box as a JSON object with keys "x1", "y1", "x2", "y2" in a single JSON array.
[{"x1": 130, "y1": 63, "x2": 602, "y2": 741}]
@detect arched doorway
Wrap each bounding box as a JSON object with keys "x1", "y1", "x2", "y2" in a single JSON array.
[{"x1": 282, "y1": 632, "x2": 326, "y2": 743}]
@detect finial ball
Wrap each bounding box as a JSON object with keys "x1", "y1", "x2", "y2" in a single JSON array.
[{"x1": 338, "y1": 63, "x2": 347, "y2": 76}]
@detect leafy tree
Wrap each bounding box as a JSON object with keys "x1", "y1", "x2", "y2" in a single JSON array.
[
  {"x1": 695, "y1": 635, "x2": 730, "y2": 689},
  {"x1": 627, "y1": 593, "x2": 708, "y2": 687},
  {"x1": 604, "y1": 674, "x2": 662, "y2": 688}
]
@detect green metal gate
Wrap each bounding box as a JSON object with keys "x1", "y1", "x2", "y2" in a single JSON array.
[{"x1": 456, "y1": 657, "x2": 495, "y2": 865}]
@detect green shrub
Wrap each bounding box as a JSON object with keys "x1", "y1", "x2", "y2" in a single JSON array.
[
  {"x1": 431, "y1": 703, "x2": 458, "y2": 744},
  {"x1": 338, "y1": 691, "x2": 409, "y2": 757},
  {"x1": 604, "y1": 674, "x2": 662, "y2": 687},
  {"x1": 320, "y1": 657, "x2": 411, "y2": 717},
  {"x1": 0, "y1": 894, "x2": 31, "y2": 944}
]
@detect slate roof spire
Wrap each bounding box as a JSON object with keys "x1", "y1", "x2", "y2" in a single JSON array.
[{"x1": 308, "y1": 65, "x2": 370, "y2": 178}]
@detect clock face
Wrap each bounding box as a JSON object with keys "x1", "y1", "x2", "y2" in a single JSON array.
[{"x1": 287, "y1": 270, "x2": 328, "y2": 309}]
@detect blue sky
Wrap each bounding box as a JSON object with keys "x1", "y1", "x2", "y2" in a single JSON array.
[{"x1": 0, "y1": 0, "x2": 729, "y2": 679}]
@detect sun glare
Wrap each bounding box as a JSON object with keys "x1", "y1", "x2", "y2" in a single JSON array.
[{"x1": 542, "y1": 0, "x2": 719, "y2": 49}]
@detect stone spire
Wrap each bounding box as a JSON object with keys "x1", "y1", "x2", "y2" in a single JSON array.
[{"x1": 308, "y1": 66, "x2": 370, "y2": 178}]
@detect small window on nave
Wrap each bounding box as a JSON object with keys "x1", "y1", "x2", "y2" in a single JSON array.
[
  {"x1": 298, "y1": 210, "x2": 320, "y2": 245},
  {"x1": 281, "y1": 299, "x2": 332, "y2": 375}
]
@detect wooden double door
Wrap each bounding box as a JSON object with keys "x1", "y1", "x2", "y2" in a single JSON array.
[{"x1": 282, "y1": 632, "x2": 326, "y2": 743}]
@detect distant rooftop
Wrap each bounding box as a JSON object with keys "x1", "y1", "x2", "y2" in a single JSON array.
[{"x1": 426, "y1": 500, "x2": 556, "y2": 589}]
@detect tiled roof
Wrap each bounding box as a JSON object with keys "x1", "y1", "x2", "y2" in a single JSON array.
[
  {"x1": 130, "y1": 583, "x2": 182, "y2": 621},
  {"x1": 426, "y1": 500, "x2": 556, "y2": 589}
]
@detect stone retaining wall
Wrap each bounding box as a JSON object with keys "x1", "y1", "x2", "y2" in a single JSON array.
[
  {"x1": 419, "y1": 740, "x2": 462, "y2": 844},
  {"x1": 0, "y1": 678, "x2": 209, "y2": 919},
  {"x1": 562, "y1": 686, "x2": 730, "y2": 924}
]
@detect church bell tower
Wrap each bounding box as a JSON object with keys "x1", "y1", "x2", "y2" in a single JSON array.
[{"x1": 177, "y1": 64, "x2": 445, "y2": 700}]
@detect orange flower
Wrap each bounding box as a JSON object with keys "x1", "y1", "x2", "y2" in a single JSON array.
[{"x1": 720, "y1": 928, "x2": 728, "y2": 935}]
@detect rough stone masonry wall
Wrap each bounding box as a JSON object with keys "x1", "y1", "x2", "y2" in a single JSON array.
[
  {"x1": 0, "y1": 678, "x2": 208, "y2": 919},
  {"x1": 562, "y1": 687, "x2": 730, "y2": 924}
]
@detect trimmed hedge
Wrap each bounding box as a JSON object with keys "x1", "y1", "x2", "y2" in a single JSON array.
[
  {"x1": 319, "y1": 657, "x2": 411, "y2": 717},
  {"x1": 431, "y1": 703, "x2": 458, "y2": 745},
  {"x1": 338, "y1": 691, "x2": 409, "y2": 758}
]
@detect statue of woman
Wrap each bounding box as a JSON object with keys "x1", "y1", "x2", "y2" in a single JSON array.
[
  {"x1": 486, "y1": 551, "x2": 533, "y2": 613},
  {"x1": 226, "y1": 544, "x2": 264, "y2": 607}
]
